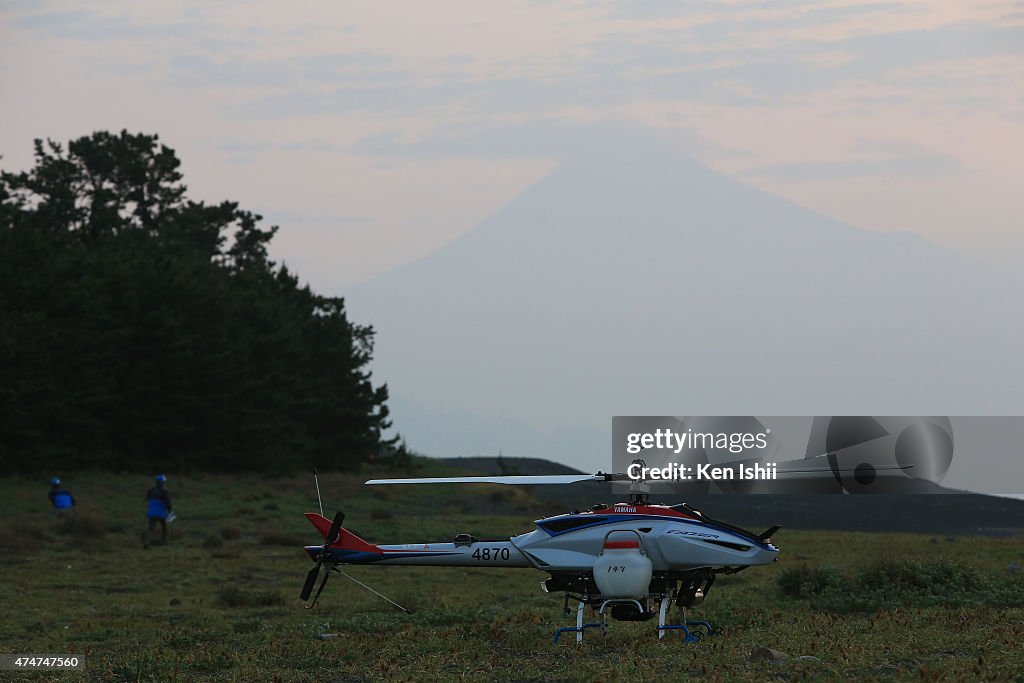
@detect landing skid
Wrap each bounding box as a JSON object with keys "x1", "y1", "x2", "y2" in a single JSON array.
[
  {"x1": 552, "y1": 597, "x2": 719, "y2": 644},
  {"x1": 655, "y1": 596, "x2": 718, "y2": 642},
  {"x1": 551, "y1": 600, "x2": 603, "y2": 644}
]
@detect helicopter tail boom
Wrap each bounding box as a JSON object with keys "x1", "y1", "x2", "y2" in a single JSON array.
[{"x1": 303, "y1": 512, "x2": 532, "y2": 567}]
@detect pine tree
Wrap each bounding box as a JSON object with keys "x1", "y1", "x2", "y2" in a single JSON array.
[{"x1": 0, "y1": 131, "x2": 393, "y2": 473}]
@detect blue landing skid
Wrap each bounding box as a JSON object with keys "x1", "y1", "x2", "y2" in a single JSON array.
[
  {"x1": 685, "y1": 620, "x2": 717, "y2": 636},
  {"x1": 552, "y1": 622, "x2": 602, "y2": 644},
  {"x1": 656, "y1": 623, "x2": 702, "y2": 643},
  {"x1": 657, "y1": 620, "x2": 718, "y2": 643}
]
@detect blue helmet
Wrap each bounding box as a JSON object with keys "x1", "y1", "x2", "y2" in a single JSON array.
[
  {"x1": 50, "y1": 477, "x2": 61, "y2": 486},
  {"x1": 155, "y1": 474, "x2": 167, "y2": 482}
]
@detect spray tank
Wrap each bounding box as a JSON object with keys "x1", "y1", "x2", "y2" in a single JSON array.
[{"x1": 592, "y1": 529, "x2": 652, "y2": 599}]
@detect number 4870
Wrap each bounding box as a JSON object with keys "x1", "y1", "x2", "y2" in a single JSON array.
[{"x1": 471, "y1": 547, "x2": 510, "y2": 561}]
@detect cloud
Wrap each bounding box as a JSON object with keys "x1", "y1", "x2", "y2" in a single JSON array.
[
  {"x1": 349, "y1": 119, "x2": 739, "y2": 162},
  {"x1": 232, "y1": 21, "x2": 1024, "y2": 121},
  {"x1": 743, "y1": 152, "x2": 964, "y2": 181},
  {"x1": 165, "y1": 51, "x2": 403, "y2": 91},
  {"x1": 837, "y1": 23, "x2": 1024, "y2": 75},
  {"x1": 3, "y1": 0, "x2": 1020, "y2": 294},
  {"x1": 6, "y1": 6, "x2": 192, "y2": 41},
  {"x1": 577, "y1": 22, "x2": 1024, "y2": 102},
  {"x1": 9, "y1": 2, "x2": 1019, "y2": 127}
]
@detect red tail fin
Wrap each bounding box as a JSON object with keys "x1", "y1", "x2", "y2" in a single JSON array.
[{"x1": 304, "y1": 513, "x2": 381, "y2": 553}]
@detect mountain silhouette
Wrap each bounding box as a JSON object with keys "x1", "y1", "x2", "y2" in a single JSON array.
[{"x1": 347, "y1": 138, "x2": 1023, "y2": 477}]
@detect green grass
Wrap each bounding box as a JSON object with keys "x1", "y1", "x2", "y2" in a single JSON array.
[
  {"x1": 777, "y1": 557, "x2": 1024, "y2": 613},
  {"x1": 1, "y1": 470, "x2": 1023, "y2": 681}
]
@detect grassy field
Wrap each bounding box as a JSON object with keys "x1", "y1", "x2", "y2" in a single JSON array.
[{"x1": 1, "y1": 467, "x2": 1023, "y2": 682}]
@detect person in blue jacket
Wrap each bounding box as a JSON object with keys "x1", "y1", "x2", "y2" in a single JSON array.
[
  {"x1": 48, "y1": 477, "x2": 75, "y2": 514},
  {"x1": 144, "y1": 474, "x2": 173, "y2": 548}
]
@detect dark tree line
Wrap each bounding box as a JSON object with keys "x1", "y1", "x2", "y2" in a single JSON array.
[{"x1": 0, "y1": 131, "x2": 394, "y2": 474}]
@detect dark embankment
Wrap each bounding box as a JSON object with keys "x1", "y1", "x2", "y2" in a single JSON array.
[{"x1": 439, "y1": 456, "x2": 1024, "y2": 536}]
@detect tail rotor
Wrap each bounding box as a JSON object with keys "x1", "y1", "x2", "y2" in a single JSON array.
[{"x1": 301, "y1": 510, "x2": 344, "y2": 607}]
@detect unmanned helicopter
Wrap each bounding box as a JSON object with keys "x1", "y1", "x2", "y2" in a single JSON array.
[
  {"x1": 299, "y1": 468, "x2": 784, "y2": 643},
  {"x1": 300, "y1": 416, "x2": 936, "y2": 642}
]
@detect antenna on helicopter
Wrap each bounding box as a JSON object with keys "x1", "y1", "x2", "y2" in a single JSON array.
[{"x1": 312, "y1": 467, "x2": 324, "y2": 517}]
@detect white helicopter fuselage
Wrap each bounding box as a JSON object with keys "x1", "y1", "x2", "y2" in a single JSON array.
[
  {"x1": 311, "y1": 503, "x2": 778, "y2": 572},
  {"x1": 301, "y1": 481, "x2": 782, "y2": 632}
]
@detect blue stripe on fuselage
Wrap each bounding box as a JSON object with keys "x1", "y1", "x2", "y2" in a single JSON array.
[{"x1": 535, "y1": 515, "x2": 773, "y2": 550}]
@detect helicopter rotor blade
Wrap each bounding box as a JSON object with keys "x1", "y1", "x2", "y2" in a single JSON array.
[
  {"x1": 364, "y1": 464, "x2": 913, "y2": 488},
  {"x1": 304, "y1": 564, "x2": 333, "y2": 609},
  {"x1": 365, "y1": 474, "x2": 610, "y2": 486},
  {"x1": 774, "y1": 464, "x2": 912, "y2": 476},
  {"x1": 300, "y1": 563, "x2": 321, "y2": 602},
  {"x1": 325, "y1": 510, "x2": 345, "y2": 545}
]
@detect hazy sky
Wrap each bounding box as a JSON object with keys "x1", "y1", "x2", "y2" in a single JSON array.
[{"x1": 2, "y1": 1, "x2": 1022, "y2": 291}]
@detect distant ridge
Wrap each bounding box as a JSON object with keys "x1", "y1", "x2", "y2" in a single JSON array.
[
  {"x1": 436, "y1": 456, "x2": 584, "y2": 476},
  {"x1": 438, "y1": 456, "x2": 1024, "y2": 536}
]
